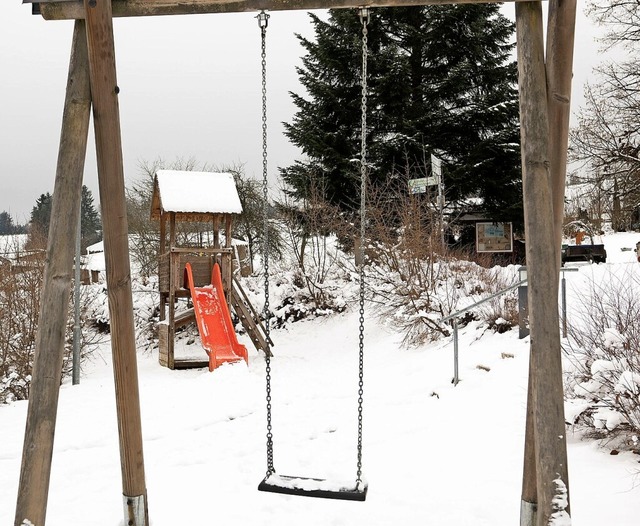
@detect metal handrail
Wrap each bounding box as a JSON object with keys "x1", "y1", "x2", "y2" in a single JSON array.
[
  {"x1": 442, "y1": 267, "x2": 580, "y2": 385},
  {"x1": 440, "y1": 279, "x2": 527, "y2": 386},
  {"x1": 440, "y1": 279, "x2": 526, "y2": 324}
]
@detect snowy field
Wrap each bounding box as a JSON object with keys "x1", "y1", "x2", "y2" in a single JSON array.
[{"x1": 2, "y1": 233, "x2": 640, "y2": 525}]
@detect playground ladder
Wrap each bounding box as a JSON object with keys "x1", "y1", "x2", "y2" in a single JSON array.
[{"x1": 230, "y1": 276, "x2": 273, "y2": 357}]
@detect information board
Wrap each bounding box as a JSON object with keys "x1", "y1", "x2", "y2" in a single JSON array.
[{"x1": 476, "y1": 222, "x2": 513, "y2": 253}]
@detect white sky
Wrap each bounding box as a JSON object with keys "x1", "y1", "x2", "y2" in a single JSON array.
[{"x1": 0, "y1": 1, "x2": 613, "y2": 222}]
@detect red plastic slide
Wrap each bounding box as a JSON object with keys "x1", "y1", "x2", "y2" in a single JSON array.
[{"x1": 184, "y1": 262, "x2": 248, "y2": 372}]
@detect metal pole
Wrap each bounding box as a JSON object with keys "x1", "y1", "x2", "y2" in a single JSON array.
[
  {"x1": 519, "y1": 281, "x2": 529, "y2": 339},
  {"x1": 453, "y1": 318, "x2": 459, "y2": 386},
  {"x1": 561, "y1": 272, "x2": 567, "y2": 338},
  {"x1": 73, "y1": 207, "x2": 82, "y2": 385}
]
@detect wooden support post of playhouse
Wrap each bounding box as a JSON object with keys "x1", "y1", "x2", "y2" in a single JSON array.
[
  {"x1": 14, "y1": 20, "x2": 91, "y2": 526},
  {"x1": 515, "y1": 3, "x2": 570, "y2": 526},
  {"x1": 167, "y1": 212, "x2": 176, "y2": 368},
  {"x1": 224, "y1": 215, "x2": 233, "y2": 293},
  {"x1": 159, "y1": 212, "x2": 167, "y2": 321},
  {"x1": 83, "y1": 0, "x2": 149, "y2": 524}
]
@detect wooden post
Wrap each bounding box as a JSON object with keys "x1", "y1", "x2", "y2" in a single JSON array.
[
  {"x1": 41, "y1": 0, "x2": 535, "y2": 20},
  {"x1": 14, "y1": 19, "x2": 91, "y2": 526},
  {"x1": 546, "y1": 0, "x2": 577, "y2": 265},
  {"x1": 159, "y1": 213, "x2": 167, "y2": 322},
  {"x1": 516, "y1": 3, "x2": 570, "y2": 526},
  {"x1": 520, "y1": 351, "x2": 537, "y2": 526},
  {"x1": 83, "y1": 0, "x2": 149, "y2": 524},
  {"x1": 168, "y1": 212, "x2": 176, "y2": 368},
  {"x1": 223, "y1": 215, "x2": 233, "y2": 293}
]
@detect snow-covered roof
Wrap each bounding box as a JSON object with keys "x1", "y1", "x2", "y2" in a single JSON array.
[
  {"x1": 86, "y1": 240, "x2": 104, "y2": 254},
  {"x1": 151, "y1": 170, "x2": 243, "y2": 220}
]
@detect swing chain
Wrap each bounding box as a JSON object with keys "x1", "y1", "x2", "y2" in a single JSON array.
[
  {"x1": 258, "y1": 9, "x2": 275, "y2": 478},
  {"x1": 356, "y1": 5, "x2": 369, "y2": 490}
]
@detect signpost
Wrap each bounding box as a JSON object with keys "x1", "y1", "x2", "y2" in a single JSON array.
[
  {"x1": 407, "y1": 153, "x2": 445, "y2": 247},
  {"x1": 408, "y1": 176, "x2": 437, "y2": 194}
]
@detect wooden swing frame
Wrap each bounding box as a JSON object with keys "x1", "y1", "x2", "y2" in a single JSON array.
[{"x1": 14, "y1": 0, "x2": 575, "y2": 525}]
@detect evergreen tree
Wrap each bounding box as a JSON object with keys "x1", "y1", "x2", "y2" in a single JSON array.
[
  {"x1": 281, "y1": 6, "x2": 522, "y2": 228},
  {"x1": 80, "y1": 185, "x2": 101, "y2": 250},
  {"x1": 28, "y1": 187, "x2": 101, "y2": 250},
  {"x1": 28, "y1": 192, "x2": 53, "y2": 248},
  {"x1": 0, "y1": 211, "x2": 15, "y2": 235}
]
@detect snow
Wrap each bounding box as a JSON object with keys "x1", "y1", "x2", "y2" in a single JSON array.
[
  {"x1": 155, "y1": 170, "x2": 243, "y2": 215},
  {"x1": 550, "y1": 477, "x2": 571, "y2": 526},
  {"x1": 0, "y1": 234, "x2": 28, "y2": 255},
  {"x1": 1, "y1": 234, "x2": 640, "y2": 525}
]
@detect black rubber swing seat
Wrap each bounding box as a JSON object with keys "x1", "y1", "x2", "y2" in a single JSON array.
[{"x1": 258, "y1": 474, "x2": 368, "y2": 501}]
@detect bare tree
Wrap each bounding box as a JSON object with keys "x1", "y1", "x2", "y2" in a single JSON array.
[
  {"x1": 570, "y1": 65, "x2": 640, "y2": 229},
  {"x1": 587, "y1": 0, "x2": 640, "y2": 48},
  {"x1": 569, "y1": 1, "x2": 640, "y2": 229}
]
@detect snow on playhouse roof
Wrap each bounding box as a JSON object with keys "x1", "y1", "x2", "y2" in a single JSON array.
[{"x1": 151, "y1": 170, "x2": 243, "y2": 221}]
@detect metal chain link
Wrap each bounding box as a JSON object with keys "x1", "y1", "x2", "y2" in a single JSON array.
[
  {"x1": 356, "y1": 6, "x2": 369, "y2": 490},
  {"x1": 257, "y1": 9, "x2": 275, "y2": 478}
]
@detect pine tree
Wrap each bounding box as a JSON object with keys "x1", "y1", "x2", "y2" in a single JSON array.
[
  {"x1": 0, "y1": 211, "x2": 15, "y2": 235},
  {"x1": 28, "y1": 193, "x2": 53, "y2": 248},
  {"x1": 281, "y1": 6, "x2": 522, "y2": 228},
  {"x1": 80, "y1": 185, "x2": 101, "y2": 250},
  {"x1": 28, "y1": 187, "x2": 101, "y2": 250}
]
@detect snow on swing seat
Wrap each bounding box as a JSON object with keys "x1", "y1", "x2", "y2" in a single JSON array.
[{"x1": 258, "y1": 474, "x2": 367, "y2": 501}]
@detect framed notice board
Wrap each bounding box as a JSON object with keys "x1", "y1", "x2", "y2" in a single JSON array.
[{"x1": 476, "y1": 222, "x2": 513, "y2": 253}]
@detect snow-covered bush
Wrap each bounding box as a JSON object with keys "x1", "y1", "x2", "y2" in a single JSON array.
[
  {"x1": 361, "y1": 186, "x2": 520, "y2": 346},
  {"x1": 82, "y1": 275, "x2": 160, "y2": 352},
  {"x1": 0, "y1": 257, "x2": 43, "y2": 403},
  {"x1": 465, "y1": 262, "x2": 520, "y2": 334},
  {"x1": 240, "y1": 245, "x2": 357, "y2": 329},
  {"x1": 564, "y1": 266, "x2": 640, "y2": 441},
  {"x1": 0, "y1": 238, "x2": 108, "y2": 403}
]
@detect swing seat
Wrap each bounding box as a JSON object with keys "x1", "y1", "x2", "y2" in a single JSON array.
[{"x1": 258, "y1": 474, "x2": 367, "y2": 501}]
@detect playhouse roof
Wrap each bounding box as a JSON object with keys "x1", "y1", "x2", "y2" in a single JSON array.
[{"x1": 151, "y1": 170, "x2": 243, "y2": 221}]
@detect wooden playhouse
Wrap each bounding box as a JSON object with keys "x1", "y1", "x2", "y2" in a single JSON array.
[{"x1": 151, "y1": 169, "x2": 271, "y2": 369}]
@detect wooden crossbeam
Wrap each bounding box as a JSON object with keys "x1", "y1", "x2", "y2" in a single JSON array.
[{"x1": 38, "y1": 0, "x2": 533, "y2": 21}]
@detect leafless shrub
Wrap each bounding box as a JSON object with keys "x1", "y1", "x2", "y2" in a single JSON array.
[
  {"x1": 276, "y1": 180, "x2": 348, "y2": 312},
  {"x1": 563, "y1": 266, "x2": 640, "y2": 442},
  {"x1": 0, "y1": 236, "x2": 101, "y2": 403},
  {"x1": 0, "y1": 256, "x2": 42, "y2": 403},
  {"x1": 361, "y1": 184, "x2": 452, "y2": 346},
  {"x1": 361, "y1": 184, "x2": 519, "y2": 346}
]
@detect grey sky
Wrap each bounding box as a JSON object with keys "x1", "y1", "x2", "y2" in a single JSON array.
[{"x1": 1, "y1": 2, "x2": 610, "y2": 223}]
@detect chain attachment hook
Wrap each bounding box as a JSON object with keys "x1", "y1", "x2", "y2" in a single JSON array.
[
  {"x1": 257, "y1": 10, "x2": 270, "y2": 29},
  {"x1": 358, "y1": 6, "x2": 370, "y2": 26}
]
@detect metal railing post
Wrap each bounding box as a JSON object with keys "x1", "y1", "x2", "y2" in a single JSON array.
[
  {"x1": 559, "y1": 267, "x2": 578, "y2": 338},
  {"x1": 453, "y1": 318, "x2": 459, "y2": 385}
]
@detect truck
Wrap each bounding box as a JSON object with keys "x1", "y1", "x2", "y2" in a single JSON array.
[{"x1": 561, "y1": 221, "x2": 607, "y2": 266}]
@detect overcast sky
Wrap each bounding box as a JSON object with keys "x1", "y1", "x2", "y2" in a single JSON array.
[{"x1": 0, "y1": 2, "x2": 611, "y2": 223}]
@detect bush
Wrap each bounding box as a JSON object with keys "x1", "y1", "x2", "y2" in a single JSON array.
[
  {"x1": 0, "y1": 237, "x2": 103, "y2": 403},
  {"x1": 361, "y1": 185, "x2": 520, "y2": 346},
  {"x1": 0, "y1": 247, "x2": 43, "y2": 403},
  {"x1": 563, "y1": 266, "x2": 640, "y2": 444}
]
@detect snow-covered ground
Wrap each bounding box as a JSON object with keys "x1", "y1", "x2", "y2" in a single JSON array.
[{"x1": 2, "y1": 234, "x2": 640, "y2": 525}]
